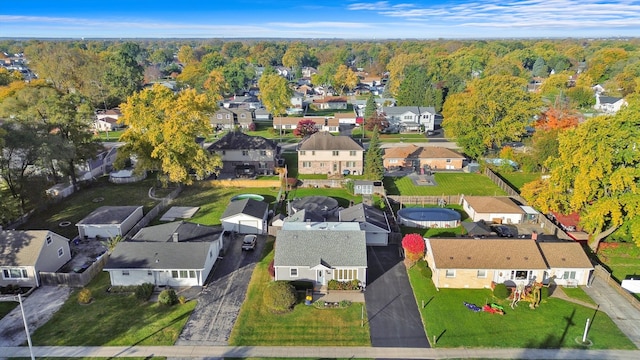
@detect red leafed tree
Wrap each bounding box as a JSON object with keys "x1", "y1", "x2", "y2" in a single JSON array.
[
  {"x1": 293, "y1": 119, "x2": 318, "y2": 137},
  {"x1": 402, "y1": 233, "x2": 425, "y2": 267}
]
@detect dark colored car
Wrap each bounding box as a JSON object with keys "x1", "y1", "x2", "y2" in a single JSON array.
[
  {"x1": 492, "y1": 225, "x2": 514, "y2": 238},
  {"x1": 241, "y1": 234, "x2": 257, "y2": 251}
]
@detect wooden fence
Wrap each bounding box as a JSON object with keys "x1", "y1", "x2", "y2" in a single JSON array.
[
  {"x1": 387, "y1": 195, "x2": 462, "y2": 207},
  {"x1": 593, "y1": 265, "x2": 640, "y2": 311},
  {"x1": 124, "y1": 185, "x2": 183, "y2": 239},
  {"x1": 483, "y1": 167, "x2": 525, "y2": 202},
  {"x1": 39, "y1": 253, "x2": 110, "y2": 287}
]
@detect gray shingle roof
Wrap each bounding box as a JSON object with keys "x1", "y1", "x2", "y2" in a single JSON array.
[
  {"x1": 339, "y1": 204, "x2": 390, "y2": 232},
  {"x1": 298, "y1": 131, "x2": 363, "y2": 151},
  {"x1": 104, "y1": 221, "x2": 223, "y2": 270},
  {"x1": 382, "y1": 106, "x2": 436, "y2": 117},
  {"x1": 77, "y1": 206, "x2": 142, "y2": 225},
  {"x1": 0, "y1": 230, "x2": 66, "y2": 266},
  {"x1": 220, "y1": 198, "x2": 268, "y2": 219},
  {"x1": 207, "y1": 131, "x2": 277, "y2": 151},
  {"x1": 274, "y1": 229, "x2": 367, "y2": 268}
]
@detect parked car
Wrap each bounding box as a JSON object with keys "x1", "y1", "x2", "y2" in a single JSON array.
[
  {"x1": 242, "y1": 234, "x2": 257, "y2": 251},
  {"x1": 491, "y1": 225, "x2": 514, "y2": 238}
]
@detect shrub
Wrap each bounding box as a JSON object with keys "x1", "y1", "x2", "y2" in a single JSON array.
[
  {"x1": 493, "y1": 283, "x2": 510, "y2": 299},
  {"x1": 268, "y1": 260, "x2": 275, "y2": 278},
  {"x1": 135, "y1": 283, "x2": 154, "y2": 301},
  {"x1": 158, "y1": 289, "x2": 178, "y2": 306},
  {"x1": 178, "y1": 295, "x2": 187, "y2": 305},
  {"x1": 290, "y1": 280, "x2": 314, "y2": 291},
  {"x1": 263, "y1": 281, "x2": 296, "y2": 313},
  {"x1": 77, "y1": 288, "x2": 93, "y2": 304},
  {"x1": 327, "y1": 279, "x2": 361, "y2": 290}
]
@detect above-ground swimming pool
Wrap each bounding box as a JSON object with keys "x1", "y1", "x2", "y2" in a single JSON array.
[
  {"x1": 398, "y1": 207, "x2": 461, "y2": 228},
  {"x1": 230, "y1": 194, "x2": 265, "y2": 202}
]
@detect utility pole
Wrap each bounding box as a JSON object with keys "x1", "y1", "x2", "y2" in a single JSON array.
[{"x1": 18, "y1": 293, "x2": 35, "y2": 360}]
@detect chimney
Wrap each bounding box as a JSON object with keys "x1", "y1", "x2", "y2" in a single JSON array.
[
  {"x1": 306, "y1": 219, "x2": 311, "y2": 228},
  {"x1": 531, "y1": 231, "x2": 538, "y2": 241},
  {"x1": 172, "y1": 233, "x2": 179, "y2": 242}
]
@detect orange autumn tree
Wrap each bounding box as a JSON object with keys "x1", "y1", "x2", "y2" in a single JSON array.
[
  {"x1": 402, "y1": 233, "x2": 425, "y2": 267},
  {"x1": 535, "y1": 102, "x2": 582, "y2": 131}
]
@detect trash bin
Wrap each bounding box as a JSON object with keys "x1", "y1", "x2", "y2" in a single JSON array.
[{"x1": 305, "y1": 289, "x2": 313, "y2": 305}]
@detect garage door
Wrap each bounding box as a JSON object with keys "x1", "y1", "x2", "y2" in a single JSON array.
[{"x1": 239, "y1": 220, "x2": 259, "y2": 234}]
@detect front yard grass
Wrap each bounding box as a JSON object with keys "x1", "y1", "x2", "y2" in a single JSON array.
[
  {"x1": 561, "y1": 287, "x2": 597, "y2": 306},
  {"x1": 407, "y1": 261, "x2": 636, "y2": 349},
  {"x1": 384, "y1": 173, "x2": 507, "y2": 196},
  {"x1": 30, "y1": 272, "x2": 196, "y2": 346},
  {"x1": 0, "y1": 301, "x2": 18, "y2": 320},
  {"x1": 18, "y1": 176, "x2": 161, "y2": 239},
  {"x1": 229, "y1": 239, "x2": 370, "y2": 346}
]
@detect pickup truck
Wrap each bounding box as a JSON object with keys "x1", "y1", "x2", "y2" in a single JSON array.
[{"x1": 241, "y1": 234, "x2": 257, "y2": 251}]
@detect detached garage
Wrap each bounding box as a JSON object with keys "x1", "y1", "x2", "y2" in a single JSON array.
[
  {"x1": 220, "y1": 198, "x2": 268, "y2": 235},
  {"x1": 461, "y1": 196, "x2": 524, "y2": 224},
  {"x1": 77, "y1": 206, "x2": 144, "y2": 239}
]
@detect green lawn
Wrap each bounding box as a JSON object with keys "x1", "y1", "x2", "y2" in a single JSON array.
[
  {"x1": 229, "y1": 239, "x2": 370, "y2": 346},
  {"x1": 561, "y1": 287, "x2": 597, "y2": 306},
  {"x1": 597, "y1": 243, "x2": 640, "y2": 283},
  {"x1": 30, "y1": 272, "x2": 196, "y2": 346},
  {"x1": 93, "y1": 130, "x2": 125, "y2": 141},
  {"x1": 0, "y1": 301, "x2": 18, "y2": 320},
  {"x1": 384, "y1": 173, "x2": 507, "y2": 196},
  {"x1": 18, "y1": 176, "x2": 161, "y2": 239},
  {"x1": 407, "y1": 261, "x2": 636, "y2": 349},
  {"x1": 282, "y1": 152, "x2": 298, "y2": 177},
  {"x1": 170, "y1": 185, "x2": 279, "y2": 226},
  {"x1": 496, "y1": 171, "x2": 541, "y2": 193}
]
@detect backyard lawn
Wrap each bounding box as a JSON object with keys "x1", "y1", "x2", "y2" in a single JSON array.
[
  {"x1": 229, "y1": 239, "x2": 371, "y2": 346},
  {"x1": 384, "y1": 173, "x2": 507, "y2": 196},
  {"x1": 407, "y1": 261, "x2": 636, "y2": 349},
  {"x1": 495, "y1": 171, "x2": 541, "y2": 193},
  {"x1": 18, "y1": 176, "x2": 161, "y2": 239},
  {"x1": 30, "y1": 272, "x2": 196, "y2": 346},
  {"x1": 286, "y1": 187, "x2": 361, "y2": 209}
]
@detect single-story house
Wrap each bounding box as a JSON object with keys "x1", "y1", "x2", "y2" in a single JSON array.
[
  {"x1": 461, "y1": 196, "x2": 525, "y2": 224},
  {"x1": 1, "y1": 230, "x2": 71, "y2": 288},
  {"x1": 103, "y1": 221, "x2": 224, "y2": 287},
  {"x1": 594, "y1": 94, "x2": 627, "y2": 114},
  {"x1": 537, "y1": 241, "x2": 593, "y2": 286},
  {"x1": 339, "y1": 203, "x2": 391, "y2": 246},
  {"x1": 220, "y1": 198, "x2": 269, "y2": 234},
  {"x1": 383, "y1": 145, "x2": 465, "y2": 172},
  {"x1": 424, "y1": 238, "x2": 548, "y2": 289},
  {"x1": 76, "y1": 206, "x2": 144, "y2": 239},
  {"x1": 312, "y1": 96, "x2": 348, "y2": 110},
  {"x1": 273, "y1": 227, "x2": 367, "y2": 288}
]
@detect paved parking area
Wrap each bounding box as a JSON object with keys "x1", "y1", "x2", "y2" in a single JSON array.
[
  {"x1": 175, "y1": 233, "x2": 265, "y2": 346},
  {"x1": 365, "y1": 245, "x2": 430, "y2": 348}
]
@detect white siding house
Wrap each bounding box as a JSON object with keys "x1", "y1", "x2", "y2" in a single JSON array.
[{"x1": 220, "y1": 198, "x2": 269, "y2": 235}]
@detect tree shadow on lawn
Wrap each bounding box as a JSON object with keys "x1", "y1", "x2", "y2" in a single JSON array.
[{"x1": 382, "y1": 177, "x2": 400, "y2": 196}]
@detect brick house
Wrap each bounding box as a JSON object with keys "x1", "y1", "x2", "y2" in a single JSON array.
[{"x1": 298, "y1": 131, "x2": 363, "y2": 176}]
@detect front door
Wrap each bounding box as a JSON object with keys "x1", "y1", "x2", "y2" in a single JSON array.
[{"x1": 317, "y1": 270, "x2": 325, "y2": 285}]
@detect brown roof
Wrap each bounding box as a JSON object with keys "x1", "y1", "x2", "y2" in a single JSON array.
[
  {"x1": 332, "y1": 113, "x2": 357, "y2": 119},
  {"x1": 383, "y1": 145, "x2": 420, "y2": 159},
  {"x1": 298, "y1": 131, "x2": 363, "y2": 151},
  {"x1": 538, "y1": 242, "x2": 593, "y2": 269},
  {"x1": 313, "y1": 96, "x2": 347, "y2": 104},
  {"x1": 428, "y1": 238, "x2": 548, "y2": 270},
  {"x1": 417, "y1": 147, "x2": 465, "y2": 159},
  {"x1": 464, "y1": 196, "x2": 524, "y2": 214}
]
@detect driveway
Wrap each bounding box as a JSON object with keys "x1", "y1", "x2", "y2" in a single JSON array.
[
  {"x1": 365, "y1": 245, "x2": 430, "y2": 348},
  {"x1": 175, "y1": 233, "x2": 265, "y2": 346},
  {"x1": 0, "y1": 286, "x2": 72, "y2": 347}
]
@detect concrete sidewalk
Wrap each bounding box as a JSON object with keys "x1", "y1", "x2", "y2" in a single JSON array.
[{"x1": 1, "y1": 345, "x2": 639, "y2": 359}]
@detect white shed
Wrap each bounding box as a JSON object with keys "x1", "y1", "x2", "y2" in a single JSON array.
[
  {"x1": 220, "y1": 198, "x2": 269, "y2": 235},
  {"x1": 77, "y1": 206, "x2": 144, "y2": 239},
  {"x1": 461, "y1": 196, "x2": 525, "y2": 224}
]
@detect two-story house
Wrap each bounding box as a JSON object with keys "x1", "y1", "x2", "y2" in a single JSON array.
[
  {"x1": 298, "y1": 131, "x2": 364, "y2": 176},
  {"x1": 382, "y1": 106, "x2": 436, "y2": 132},
  {"x1": 207, "y1": 131, "x2": 280, "y2": 177},
  {"x1": 210, "y1": 107, "x2": 255, "y2": 130}
]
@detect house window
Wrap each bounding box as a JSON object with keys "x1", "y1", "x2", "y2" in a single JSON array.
[
  {"x1": 2, "y1": 268, "x2": 28, "y2": 279},
  {"x1": 242, "y1": 150, "x2": 249, "y2": 156},
  {"x1": 302, "y1": 161, "x2": 311, "y2": 168},
  {"x1": 259, "y1": 162, "x2": 266, "y2": 169},
  {"x1": 189, "y1": 270, "x2": 196, "y2": 278},
  {"x1": 349, "y1": 151, "x2": 356, "y2": 156},
  {"x1": 311, "y1": 151, "x2": 315, "y2": 155},
  {"x1": 403, "y1": 115, "x2": 413, "y2": 120},
  {"x1": 561, "y1": 271, "x2": 577, "y2": 280},
  {"x1": 300, "y1": 151, "x2": 306, "y2": 155},
  {"x1": 319, "y1": 162, "x2": 325, "y2": 167},
  {"x1": 122, "y1": 271, "x2": 130, "y2": 276},
  {"x1": 335, "y1": 269, "x2": 357, "y2": 281},
  {"x1": 260, "y1": 150, "x2": 267, "y2": 156},
  {"x1": 510, "y1": 270, "x2": 531, "y2": 280},
  {"x1": 180, "y1": 270, "x2": 188, "y2": 278},
  {"x1": 290, "y1": 268, "x2": 298, "y2": 277},
  {"x1": 389, "y1": 159, "x2": 398, "y2": 164},
  {"x1": 346, "y1": 161, "x2": 356, "y2": 167},
  {"x1": 477, "y1": 270, "x2": 487, "y2": 278},
  {"x1": 209, "y1": 250, "x2": 213, "y2": 258},
  {"x1": 226, "y1": 114, "x2": 231, "y2": 119},
  {"x1": 222, "y1": 150, "x2": 226, "y2": 155},
  {"x1": 147, "y1": 271, "x2": 153, "y2": 276},
  {"x1": 46, "y1": 236, "x2": 52, "y2": 245},
  {"x1": 445, "y1": 269, "x2": 456, "y2": 278},
  {"x1": 332, "y1": 151, "x2": 339, "y2": 156},
  {"x1": 171, "y1": 270, "x2": 179, "y2": 278},
  {"x1": 217, "y1": 114, "x2": 222, "y2": 119},
  {"x1": 57, "y1": 247, "x2": 64, "y2": 257}
]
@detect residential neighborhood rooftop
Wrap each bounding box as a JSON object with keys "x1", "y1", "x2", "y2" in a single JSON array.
[
  {"x1": 76, "y1": 206, "x2": 143, "y2": 225},
  {"x1": 274, "y1": 229, "x2": 367, "y2": 268}
]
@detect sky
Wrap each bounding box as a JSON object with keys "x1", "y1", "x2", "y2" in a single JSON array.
[{"x1": 2, "y1": 0, "x2": 640, "y2": 39}]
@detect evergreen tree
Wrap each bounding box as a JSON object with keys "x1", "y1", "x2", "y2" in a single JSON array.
[
  {"x1": 363, "y1": 127, "x2": 384, "y2": 180},
  {"x1": 364, "y1": 93, "x2": 376, "y2": 120},
  {"x1": 532, "y1": 57, "x2": 549, "y2": 78}
]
